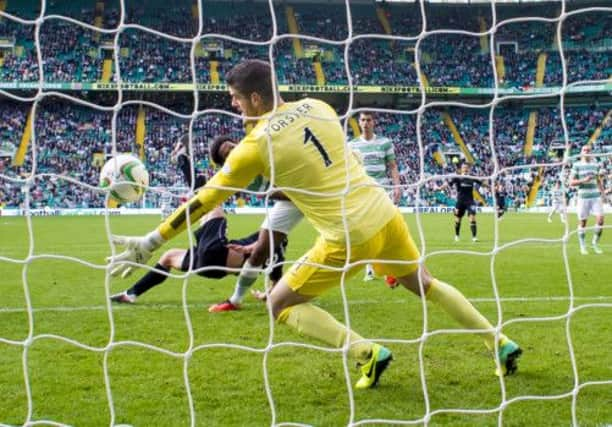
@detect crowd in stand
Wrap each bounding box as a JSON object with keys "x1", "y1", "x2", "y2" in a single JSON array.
[
  {"x1": 0, "y1": 3, "x2": 608, "y2": 88},
  {"x1": 0, "y1": 2, "x2": 609, "y2": 210},
  {"x1": 1, "y1": 98, "x2": 609, "y2": 210}
]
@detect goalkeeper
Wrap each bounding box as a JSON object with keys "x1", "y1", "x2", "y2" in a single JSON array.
[
  {"x1": 108, "y1": 60, "x2": 522, "y2": 389},
  {"x1": 206, "y1": 133, "x2": 372, "y2": 311}
]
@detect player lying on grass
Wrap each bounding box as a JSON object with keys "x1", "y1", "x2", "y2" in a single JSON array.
[
  {"x1": 108, "y1": 60, "x2": 522, "y2": 390},
  {"x1": 111, "y1": 135, "x2": 302, "y2": 309},
  {"x1": 110, "y1": 205, "x2": 287, "y2": 304},
  {"x1": 111, "y1": 135, "x2": 293, "y2": 305}
]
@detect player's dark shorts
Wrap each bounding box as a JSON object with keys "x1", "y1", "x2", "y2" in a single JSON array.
[
  {"x1": 455, "y1": 200, "x2": 476, "y2": 218},
  {"x1": 181, "y1": 217, "x2": 230, "y2": 279},
  {"x1": 496, "y1": 198, "x2": 506, "y2": 210}
]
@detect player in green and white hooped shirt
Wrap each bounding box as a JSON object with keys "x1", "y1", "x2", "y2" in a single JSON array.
[
  {"x1": 349, "y1": 111, "x2": 401, "y2": 282},
  {"x1": 547, "y1": 181, "x2": 567, "y2": 224},
  {"x1": 569, "y1": 145, "x2": 605, "y2": 255}
]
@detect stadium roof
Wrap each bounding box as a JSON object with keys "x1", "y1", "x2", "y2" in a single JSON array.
[
  {"x1": 376, "y1": 0, "x2": 590, "y2": 3},
  {"x1": 277, "y1": 0, "x2": 603, "y2": 3},
  {"x1": 220, "y1": 0, "x2": 602, "y2": 3}
]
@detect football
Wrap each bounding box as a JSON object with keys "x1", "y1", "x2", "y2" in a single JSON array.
[{"x1": 99, "y1": 154, "x2": 149, "y2": 204}]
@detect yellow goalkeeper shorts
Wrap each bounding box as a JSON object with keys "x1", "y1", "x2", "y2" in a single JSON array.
[{"x1": 285, "y1": 211, "x2": 420, "y2": 297}]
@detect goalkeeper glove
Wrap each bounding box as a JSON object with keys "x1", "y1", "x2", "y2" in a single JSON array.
[{"x1": 107, "y1": 230, "x2": 165, "y2": 278}]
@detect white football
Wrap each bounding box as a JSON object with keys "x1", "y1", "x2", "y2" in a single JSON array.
[{"x1": 99, "y1": 154, "x2": 149, "y2": 204}]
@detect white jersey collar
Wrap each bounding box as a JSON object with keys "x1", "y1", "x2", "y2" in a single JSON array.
[{"x1": 359, "y1": 133, "x2": 377, "y2": 142}]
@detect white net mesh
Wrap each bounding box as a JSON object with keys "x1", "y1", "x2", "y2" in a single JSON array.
[{"x1": 1, "y1": 0, "x2": 611, "y2": 425}]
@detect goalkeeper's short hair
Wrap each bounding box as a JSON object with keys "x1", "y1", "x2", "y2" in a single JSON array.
[
  {"x1": 209, "y1": 135, "x2": 235, "y2": 167},
  {"x1": 226, "y1": 59, "x2": 274, "y2": 105}
]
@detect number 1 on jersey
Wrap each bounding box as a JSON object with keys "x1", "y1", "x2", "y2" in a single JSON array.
[{"x1": 304, "y1": 127, "x2": 332, "y2": 167}]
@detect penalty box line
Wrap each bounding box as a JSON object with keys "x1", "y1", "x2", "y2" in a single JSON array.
[{"x1": 1, "y1": 295, "x2": 612, "y2": 314}]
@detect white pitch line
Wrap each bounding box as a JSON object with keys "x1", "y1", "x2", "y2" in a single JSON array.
[{"x1": 1, "y1": 296, "x2": 611, "y2": 314}]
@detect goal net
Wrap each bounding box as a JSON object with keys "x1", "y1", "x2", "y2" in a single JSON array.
[{"x1": 1, "y1": 0, "x2": 611, "y2": 425}]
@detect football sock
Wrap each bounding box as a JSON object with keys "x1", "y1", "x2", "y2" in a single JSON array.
[
  {"x1": 593, "y1": 225, "x2": 602, "y2": 244},
  {"x1": 229, "y1": 260, "x2": 260, "y2": 305},
  {"x1": 277, "y1": 303, "x2": 372, "y2": 364},
  {"x1": 470, "y1": 221, "x2": 477, "y2": 238},
  {"x1": 365, "y1": 264, "x2": 374, "y2": 277},
  {"x1": 578, "y1": 227, "x2": 586, "y2": 248},
  {"x1": 426, "y1": 279, "x2": 503, "y2": 351},
  {"x1": 454, "y1": 221, "x2": 461, "y2": 237},
  {"x1": 127, "y1": 263, "x2": 170, "y2": 297}
]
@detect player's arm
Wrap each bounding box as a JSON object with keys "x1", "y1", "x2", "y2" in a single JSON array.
[
  {"x1": 444, "y1": 177, "x2": 456, "y2": 191},
  {"x1": 388, "y1": 159, "x2": 401, "y2": 204},
  {"x1": 222, "y1": 229, "x2": 287, "y2": 306},
  {"x1": 569, "y1": 166, "x2": 588, "y2": 187},
  {"x1": 385, "y1": 141, "x2": 401, "y2": 204},
  {"x1": 108, "y1": 139, "x2": 264, "y2": 278},
  {"x1": 597, "y1": 171, "x2": 605, "y2": 197},
  {"x1": 474, "y1": 178, "x2": 487, "y2": 202},
  {"x1": 249, "y1": 234, "x2": 287, "y2": 303}
]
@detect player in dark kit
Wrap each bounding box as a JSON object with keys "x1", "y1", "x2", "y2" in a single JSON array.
[
  {"x1": 111, "y1": 134, "x2": 287, "y2": 304},
  {"x1": 110, "y1": 206, "x2": 288, "y2": 303},
  {"x1": 495, "y1": 181, "x2": 507, "y2": 220},
  {"x1": 450, "y1": 163, "x2": 481, "y2": 242},
  {"x1": 172, "y1": 133, "x2": 209, "y2": 190}
]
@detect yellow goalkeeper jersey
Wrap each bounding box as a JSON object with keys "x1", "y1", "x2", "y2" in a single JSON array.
[{"x1": 158, "y1": 98, "x2": 396, "y2": 245}]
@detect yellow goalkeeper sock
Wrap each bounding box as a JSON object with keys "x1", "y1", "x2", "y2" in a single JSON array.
[
  {"x1": 277, "y1": 303, "x2": 372, "y2": 364},
  {"x1": 426, "y1": 279, "x2": 505, "y2": 351}
]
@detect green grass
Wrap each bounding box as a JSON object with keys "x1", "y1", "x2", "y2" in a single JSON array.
[{"x1": 1, "y1": 213, "x2": 611, "y2": 426}]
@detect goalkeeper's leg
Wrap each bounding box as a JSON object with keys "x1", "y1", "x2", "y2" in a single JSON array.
[
  {"x1": 270, "y1": 281, "x2": 390, "y2": 389},
  {"x1": 396, "y1": 266, "x2": 521, "y2": 376},
  {"x1": 373, "y1": 210, "x2": 522, "y2": 375},
  {"x1": 269, "y1": 237, "x2": 395, "y2": 389}
]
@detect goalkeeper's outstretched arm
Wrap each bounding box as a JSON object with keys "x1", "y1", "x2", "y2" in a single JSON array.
[
  {"x1": 159, "y1": 140, "x2": 264, "y2": 240},
  {"x1": 107, "y1": 138, "x2": 264, "y2": 277}
]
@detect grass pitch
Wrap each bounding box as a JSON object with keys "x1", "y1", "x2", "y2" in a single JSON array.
[{"x1": 1, "y1": 212, "x2": 611, "y2": 426}]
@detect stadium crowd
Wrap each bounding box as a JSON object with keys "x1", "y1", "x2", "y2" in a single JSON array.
[
  {"x1": 1, "y1": 97, "x2": 609, "y2": 210},
  {"x1": 0, "y1": 3, "x2": 608, "y2": 87},
  {"x1": 0, "y1": 1, "x2": 609, "y2": 211}
]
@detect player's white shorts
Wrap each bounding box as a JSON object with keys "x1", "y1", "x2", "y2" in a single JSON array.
[
  {"x1": 261, "y1": 200, "x2": 303, "y2": 235},
  {"x1": 551, "y1": 201, "x2": 565, "y2": 212},
  {"x1": 576, "y1": 197, "x2": 603, "y2": 221}
]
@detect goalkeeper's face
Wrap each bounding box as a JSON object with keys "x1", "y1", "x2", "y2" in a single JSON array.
[{"x1": 229, "y1": 86, "x2": 261, "y2": 122}]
